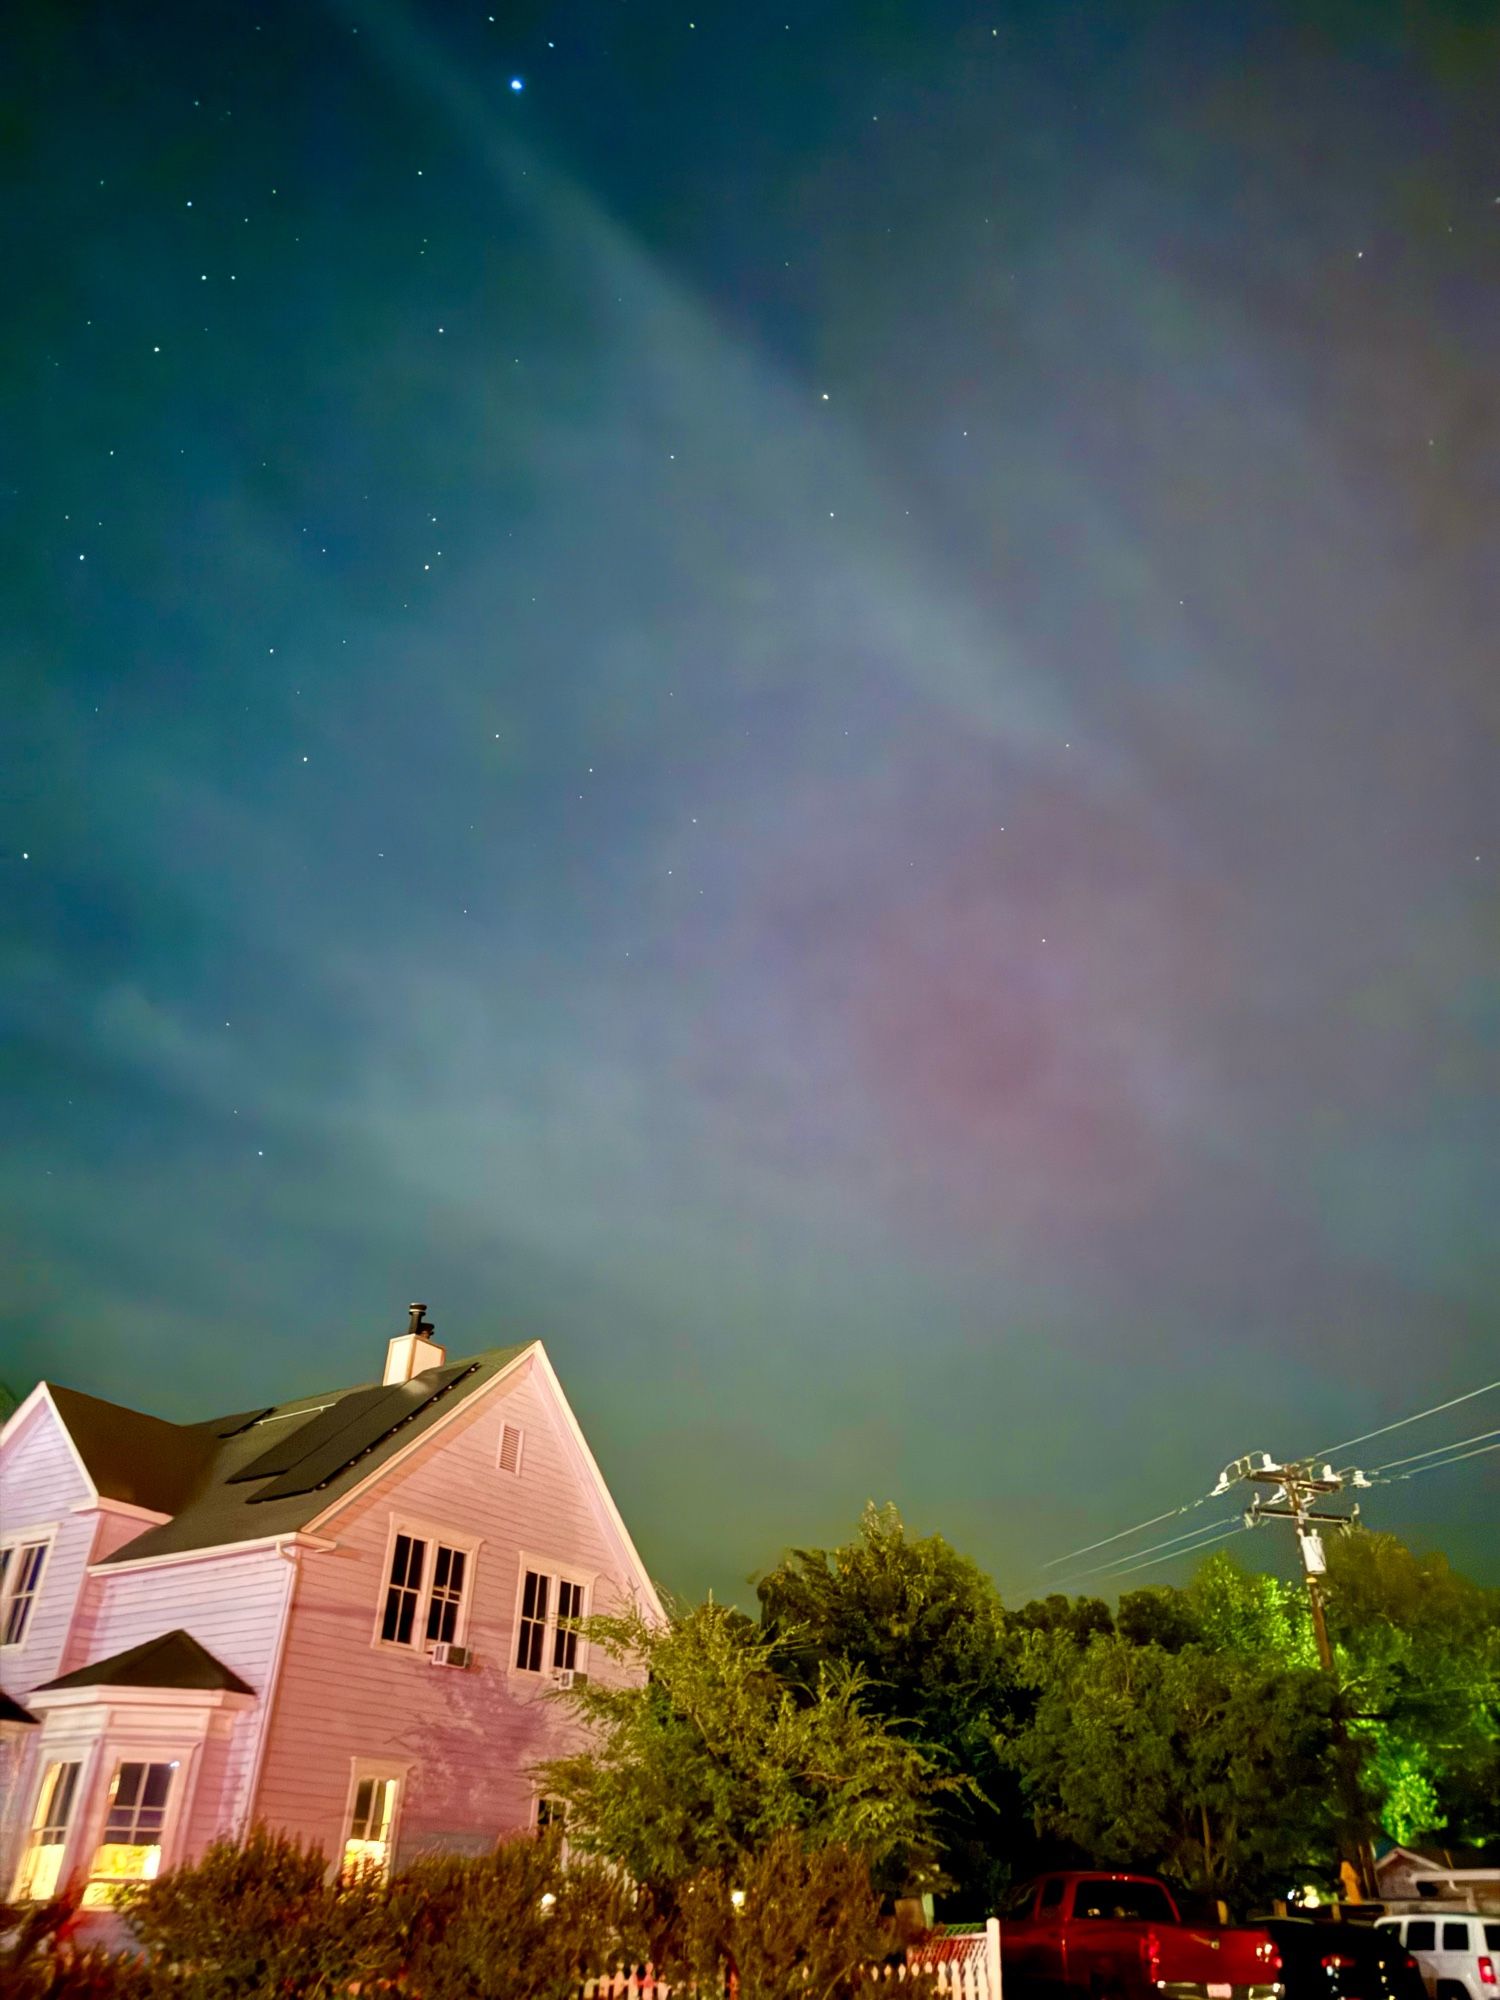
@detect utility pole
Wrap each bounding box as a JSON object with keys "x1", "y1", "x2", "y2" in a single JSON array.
[{"x1": 1212, "y1": 1452, "x2": 1377, "y2": 1901}]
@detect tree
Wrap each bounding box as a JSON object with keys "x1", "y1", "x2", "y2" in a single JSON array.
[
  {"x1": 1115, "y1": 1586, "x2": 1202, "y2": 1653},
  {"x1": 1321, "y1": 1533, "x2": 1500, "y2": 1848},
  {"x1": 1007, "y1": 1629, "x2": 1338, "y2": 1905},
  {"x1": 538, "y1": 1598, "x2": 940, "y2": 1945},
  {"x1": 757, "y1": 1503, "x2": 1017, "y2": 1912}
]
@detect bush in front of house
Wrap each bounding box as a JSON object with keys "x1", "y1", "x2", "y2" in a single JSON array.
[
  {"x1": 673, "y1": 1833, "x2": 910, "y2": 2000},
  {"x1": 1, "y1": 1890, "x2": 159, "y2": 2000},
  {"x1": 389, "y1": 1831, "x2": 642, "y2": 2000},
  {"x1": 123, "y1": 1825, "x2": 394, "y2": 1998}
]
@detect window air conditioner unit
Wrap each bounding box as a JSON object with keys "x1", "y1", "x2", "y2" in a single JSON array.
[
  {"x1": 551, "y1": 1667, "x2": 587, "y2": 1689},
  {"x1": 430, "y1": 1643, "x2": 473, "y2": 1669}
]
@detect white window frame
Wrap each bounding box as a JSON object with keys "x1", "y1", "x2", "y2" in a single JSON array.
[
  {"x1": 339, "y1": 1757, "x2": 409, "y2": 1882},
  {"x1": 11, "y1": 1758, "x2": 84, "y2": 1902},
  {"x1": 0, "y1": 1528, "x2": 56, "y2": 1650},
  {"x1": 371, "y1": 1516, "x2": 482, "y2": 1655},
  {"x1": 78, "y1": 1745, "x2": 195, "y2": 1908},
  {"x1": 510, "y1": 1556, "x2": 594, "y2": 1678}
]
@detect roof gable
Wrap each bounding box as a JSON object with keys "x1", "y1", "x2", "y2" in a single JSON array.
[
  {"x1": 92, "y1": 1343, "x2": 532, "y2": 1566},
  {"x1": 37, "y1": 1628, "x2": 254, "y2": 1695}
]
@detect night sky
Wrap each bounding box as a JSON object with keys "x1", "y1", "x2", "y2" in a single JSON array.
[{"x1": 5, "y1": 0, "x2": 1498, "y2": 1600}]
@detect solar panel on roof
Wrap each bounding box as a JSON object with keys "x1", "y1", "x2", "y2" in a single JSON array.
[
  {"x1": 246, "y1": 1362, "x2": 479, "y2": 1502},
  {"x1": 227, "y1": 1386, "x2": 391, "y2": 1484},
  {"x1": 215, "y1": 1408, "x2": 277, "y2": 1439}
]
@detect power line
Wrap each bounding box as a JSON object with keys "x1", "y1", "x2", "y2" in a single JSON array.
[
  {"x1": 1040, "y1": 1500, "x2": 1205, "y2": 1572},
  {"x1": 1385, "y1": 1437, "x2": 1500, "y2": 1482},
  {"x1": 1315, "y1": 1380, "x2": 1500, "y2": 1459},
  {"x1": 1368, "y1": 1425, "x2": 1500, "y2": 1477},
  {"x1": 1105, "y1": 1520, "x2": 1250, "y2": 1580},
  {"x1": 1050, "y1": 1513, "x2": 1244, "y2": 1590}
]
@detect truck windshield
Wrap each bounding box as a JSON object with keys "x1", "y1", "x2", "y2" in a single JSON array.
[{"x1": 1074, "y1": 1883, "x2": 1176, "y2": 1923}]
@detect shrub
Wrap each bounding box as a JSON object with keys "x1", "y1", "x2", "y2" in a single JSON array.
[
  {"x1": 1, "y1": 1889, "x2": 158, "y2": 2000},
  {"x1": 674, "y1": 1834, "x2": 905, "y2": 2000},
  {"x1": 123, "y1": 1825, "x2": 393, "y2": 1998},
  {"x1": 389, "y1": 1831, "x2": 642, "y2": 2000}
]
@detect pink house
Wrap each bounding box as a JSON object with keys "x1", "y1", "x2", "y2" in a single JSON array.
[{"x1": 0, "y1": 1307, "x2": 659, "y2": 1910}]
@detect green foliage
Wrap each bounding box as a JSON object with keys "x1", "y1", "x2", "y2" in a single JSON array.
[
  {"x1": 0, "y1": 1890, "x2": 158, "y2": 2000},
  {"x1": 538, "y1": 1594, "x2": 941, "y2": 1919},
  {"x1": 757, "y1": 1503, "x2": 1015, "y2": 1910},
  {"x1": 1115, "y1": 1586, "x2": 1203, "y2": 1653},
  {"x1": 124, "y1": 1826, "x2": 392, "y2": 1998},
  {"x1": 1187, "y1": 1551, "x2": 1316, "y2": 1667},
  {"x1": 1322, "y1": 1532, "x2": 1500, "y2": 1847},
  {"x1": 674, "y1": 1834, "x2": 905, "y2": 2000},
  {"x1": 1009, "y1": 1594, "x2": 1114, "y2": 1643},
  {"x1": 389, "y1": 1833, "x2": 640, "y2": 2000},
  {"x1": 1007, "y1": 1628, "x2": 1338, "y2": 1903}
]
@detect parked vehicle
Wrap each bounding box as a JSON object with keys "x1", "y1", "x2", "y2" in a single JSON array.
[
  {"x1": 1000, "y1": 1871, "x2": 1280, "y2": 2000},
  {"x1": 1377, "y1": 1912, "x2": 1500, "y2": 2000},
  {"x1": 1256, "y1": 1918, "x2": 1427, "y2": 2000}
]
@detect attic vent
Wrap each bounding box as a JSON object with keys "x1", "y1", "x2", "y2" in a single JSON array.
[{"x1": 498, "y1": 1422, "x2": 524, "y2": 1475}]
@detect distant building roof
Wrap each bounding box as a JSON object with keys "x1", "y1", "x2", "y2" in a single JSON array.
[
  {"x1": 36, "y1": 1628, "x2": 254, "y2": 1695},
  {"x1": 39, "y1": 1343, "x2": 533, "y2": 1566}
]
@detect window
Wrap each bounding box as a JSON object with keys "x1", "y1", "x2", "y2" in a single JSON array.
[
  {"x1": 1441, "y1": 1924, "x2": 1470, "y2": 1952},
  {"x1": 553, "y1": 1579, "x2": 584, "y2": 1670},
  {"x1": 1039, "y1": 1878, "x2": 1066, "y2": 1912},
  {"x1": 425, "y1": 1546, "x2": 467, "y2": 1646},
  {"x1": 0, "y1": 1538, "x2": 49, "y2": 1647},
  {"x1": 514, "y1": 1566, "x2": 590, "y2": 1674},
  {"x1": 535, "y1": 1794, "x2": 567, "y2": 1833},
  {"x1": 516, "y1": 1569, "x2": 549, "y2": 1671},
  {"x1": 1406, "y1": 1923, "x2": 1436, "y2": 1954},
  {"x1": 1484, "y1": 1926, "x2": 1500, "y2": 1953},
  {"x1": 498, "y1": 1422, "x2": 524, "y2": 1474},
  {"x1": 13, "y1": 1761, "x2": 80, "y2": 1902},
  {"x1": 376, "y1": 1526, "x2": 474, "y2": 1651},
  {"x1": 343, "y1": 1774, "x2": 400, "y2": 1880},
  {"x1": 86, "y1": 1760, "x2": 175, "y2": 1904},
  {"x1": 1074, "y1": 1881, "x2": 1175, "y2": 1923}
]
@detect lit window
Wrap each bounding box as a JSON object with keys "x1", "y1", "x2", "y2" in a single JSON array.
[
  {"x1": 514, "y1": 1567, "x2": 589, "y2": 1674},
  {"x1": 85, "y1": 1761, "x2": 175, "y2": 1905},
  {"x1": 0, "y1": 1539, "x2": 49, "y2": 1647},
  {"x1": 13, "y1": 1761, "x2": 80, "y2": 1902},
  {"x1": 343, "y1": 1774, "x2": 399, "y2": 1880},
  {"x1": 378, "y1": 1529, "x2": 472, "y2": 1650}
]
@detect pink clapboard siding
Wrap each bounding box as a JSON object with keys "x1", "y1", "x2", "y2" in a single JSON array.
[
  {"x1": 82, "y1": 1543, "x2": 294, "y2": 1849},
  {"x1": 0, "y1": 1398, "x2": 94, "y2": 1698},
  {"x1": 254, "y1": 1351, "x2": 644, "y2": 1863}
]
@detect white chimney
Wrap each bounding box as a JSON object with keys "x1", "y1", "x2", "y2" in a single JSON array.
[{"x1": 384, "y1": 1303, "x2": 446, "y2": 1385}]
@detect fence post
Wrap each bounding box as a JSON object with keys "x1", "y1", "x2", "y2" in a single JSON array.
[{"x1": 986, "y1": 1917, "x2": 1002, "y2": 2000}]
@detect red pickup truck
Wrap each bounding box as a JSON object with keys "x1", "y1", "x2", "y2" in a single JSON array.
[{"x1": 1001, "y1": 1871, "x2": 1282, "y2": 2000}]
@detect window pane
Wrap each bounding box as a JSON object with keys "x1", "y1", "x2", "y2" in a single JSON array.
[
  {"x1": 1407, "y1": 1924, "x2": 1435, "y2": 1952},
  {"x1": 1441, "y1": 1924, "x2": 1469, "y2": 1951},
  {"x1": 343, "y1": 1776, "x2": 398, "y2": 1882},
  {"x1": 113, "y1": 1764, "x2": 145, "y2": 1810},
  {"x1": 381, "y1": 1534, "x2": 426, "y2": 1647},
  {"x1": 517, "y1": 1569, "x2": 550, "y2": 1671}
]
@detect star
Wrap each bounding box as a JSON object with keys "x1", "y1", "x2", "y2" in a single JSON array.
[{"x1": 510, "y1": 77, "x2": 524, "y2": 92}]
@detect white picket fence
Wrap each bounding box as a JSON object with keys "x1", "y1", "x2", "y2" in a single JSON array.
[{"x1": 579, "y1": 1917, "x2": 1003, "y2": 2000}]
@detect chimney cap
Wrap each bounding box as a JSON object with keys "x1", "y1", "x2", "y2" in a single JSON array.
[{"x1": 407, "y1": 1302, "x2": 433, "y2": 1338}]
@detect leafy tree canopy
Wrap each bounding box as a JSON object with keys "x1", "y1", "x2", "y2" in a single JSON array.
[{"x1": 538, "y1": 1598, "x2": 941, "y2": 1915}]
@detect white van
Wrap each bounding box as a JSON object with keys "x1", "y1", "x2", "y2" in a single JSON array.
[{"x1": 1377, "y1": 1913, "x2": 1500, "y2": 2000}]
